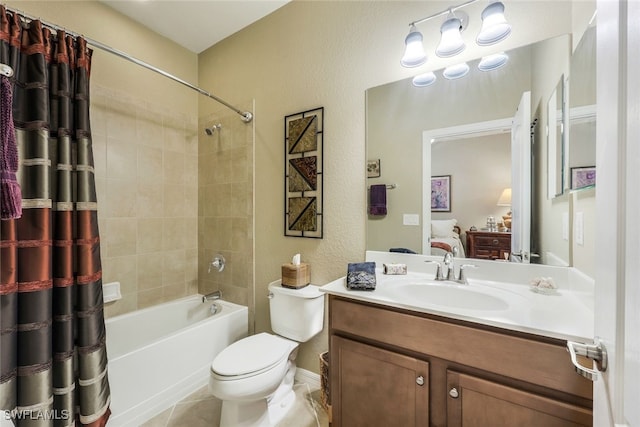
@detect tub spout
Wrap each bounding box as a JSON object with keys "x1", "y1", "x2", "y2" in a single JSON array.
[{"x1": 202, "y1": 290, "x2": 222, "y2": 303}]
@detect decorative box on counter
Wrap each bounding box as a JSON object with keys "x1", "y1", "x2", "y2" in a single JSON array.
[{"x1": 281, "y1": 263, "x2": 310, "y2": 289}]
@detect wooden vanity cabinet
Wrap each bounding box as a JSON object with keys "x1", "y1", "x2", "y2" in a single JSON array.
[{"x1": 329, "y1": 296, "x2": 592, "y2": 427}]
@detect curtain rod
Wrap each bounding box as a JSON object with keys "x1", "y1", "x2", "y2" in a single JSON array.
[{"x1": 4, "y1": 6, "x2": 253, "y2": 123}]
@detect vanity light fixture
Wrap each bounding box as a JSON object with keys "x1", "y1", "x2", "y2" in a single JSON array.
[
  {"x1": 401, "y1": 0, "x2": 511, "y2": 68},
  {"x1": 435, "y1": 12, "x2": 467, "y2": 58},
  {"x1": 412, "y1": 71, "x2": 437, "y2": 87},
  {"x1": 443, "y1": 62, "x2": 470, "y2": 80},
  {"x1": 401, "y1": 25, "x2": 428, "y2": 67},
  {"x1": 478, "y1": 52, "x2": 509, "y2": 71},
  {"x1": 476, "y1": 1, "x2": 512, "y2": 46}
]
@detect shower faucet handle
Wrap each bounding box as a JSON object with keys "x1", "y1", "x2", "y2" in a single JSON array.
[{"x1": 208, "y1": 254, "x2": 226, "y2": 273}]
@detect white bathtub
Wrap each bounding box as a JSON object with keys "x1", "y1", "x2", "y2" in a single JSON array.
[{"x1": 105, "y1": 295, "x2": 248, "y2": 426}]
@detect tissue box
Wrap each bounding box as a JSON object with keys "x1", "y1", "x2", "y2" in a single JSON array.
[{"x1": 281, "y1": 263, "x2": 310, "y2": 288}]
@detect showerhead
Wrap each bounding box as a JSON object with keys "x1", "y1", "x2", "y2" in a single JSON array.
[{"x1": 205, "y1": 123, "x2": 222, "y2": 136}]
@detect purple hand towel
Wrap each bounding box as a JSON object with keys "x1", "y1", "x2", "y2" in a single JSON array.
[
  {"x1": 1, "y1": 75, "x2": 22, "y2": 220},
  {"x1": 368, "y1": 184, "x2": 387, "y2": 216}
]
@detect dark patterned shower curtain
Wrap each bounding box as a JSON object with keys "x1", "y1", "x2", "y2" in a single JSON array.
[{"x1": 0, "y1": 6, "x2": 111, "y2": 426}]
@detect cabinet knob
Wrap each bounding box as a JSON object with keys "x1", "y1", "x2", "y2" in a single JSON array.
[
  {"x1": 416, "y1": 375, "x2": 425, "y2": 386},
  {"x1": 492, "y1": 239, "x2": 499, "y2": 245},
  {"x1": 449, "y1": 387, "x2": 459, "y2": 398}
]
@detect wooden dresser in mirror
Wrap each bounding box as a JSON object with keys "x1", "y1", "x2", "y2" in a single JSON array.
[{"x1": 466, "y1": 231, "x2": 512, "y2": 260}]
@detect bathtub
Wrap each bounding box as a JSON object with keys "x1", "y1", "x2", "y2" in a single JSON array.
[{"x1": 105, "y1": 295, "x2": 248, "y2": 426}]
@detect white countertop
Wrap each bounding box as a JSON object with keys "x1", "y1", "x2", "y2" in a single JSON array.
[{"x1": 320, "y1": 269, "x2": 594, "y2": 343}]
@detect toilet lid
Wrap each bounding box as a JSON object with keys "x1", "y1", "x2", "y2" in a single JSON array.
[{"x1": 212, "y1": 333, "x2": 292, "y2": 377}]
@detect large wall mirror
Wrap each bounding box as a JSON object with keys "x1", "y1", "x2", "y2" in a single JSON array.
[{"x1": 366, "y1": 8, "x2": 596, "y2": 268}]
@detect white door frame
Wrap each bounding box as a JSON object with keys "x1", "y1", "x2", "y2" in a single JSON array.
[
  {"x1": 593, "y1": 0, "x2": 639, "y2": 425},
  {"x1": 421, "y1": 118, "x2": 513, "y2": 254}
]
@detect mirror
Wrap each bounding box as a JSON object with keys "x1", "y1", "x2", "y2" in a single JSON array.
[
  {"x1": 568, "y1": 23, "x2": 596, "y2": 191},
  {"x1": 547, "y1": 75, "x2": 566, "y2": 199},
  {"x1": 366, "y1": 34, "x2": 573, "y2": 264}
]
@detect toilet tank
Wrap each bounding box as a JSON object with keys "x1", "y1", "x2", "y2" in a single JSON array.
[{"x1": 268, "y1": 280, "x2": 325, "y2": 342}]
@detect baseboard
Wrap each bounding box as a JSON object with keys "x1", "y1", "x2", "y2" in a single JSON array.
[{"x1": 295, "y1": 367, "x2": 321, "y2": 390}]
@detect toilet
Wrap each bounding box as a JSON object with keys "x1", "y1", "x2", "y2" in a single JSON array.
[{"x1": 209, "y1": 280, "x2": 325, "y2": 427}]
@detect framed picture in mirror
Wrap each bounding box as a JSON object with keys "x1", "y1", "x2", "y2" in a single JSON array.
[
  {"x1": 431, "y1": 175, "x2": 451, "y2": 212},
  {"x1": 570, "y1": 166, "x2": 596, "y2": 190},
  {"x1": 367, "y1": 159, "x2": 381, "y2": 178}
]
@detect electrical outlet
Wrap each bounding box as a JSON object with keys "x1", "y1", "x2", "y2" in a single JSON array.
[{"x1": 403, "y1": 214, "x2": 420, "y2": 226}]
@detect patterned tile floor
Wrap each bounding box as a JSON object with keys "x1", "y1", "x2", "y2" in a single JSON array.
[{"x1": 141, "y1": 382, "x2": 329, "y2": 427}]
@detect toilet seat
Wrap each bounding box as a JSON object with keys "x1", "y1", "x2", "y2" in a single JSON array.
[{"x1": 211, "y1": 333, "x2": 295, "y2": 380}]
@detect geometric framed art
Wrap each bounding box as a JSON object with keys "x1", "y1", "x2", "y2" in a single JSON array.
[{"x1": 284, "y1": 107, "x2": 324, "y2": 238}]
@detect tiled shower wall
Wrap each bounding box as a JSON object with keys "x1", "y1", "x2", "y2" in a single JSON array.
[
  {"x1": 90, "y1": 84, "x2": 200, "y2": 318},
  {"x1": 198, "y1": 106, "x2": 255, "y2": 331}
]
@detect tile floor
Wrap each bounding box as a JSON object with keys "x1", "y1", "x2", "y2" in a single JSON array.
[{"x1": 141, "y1": 382, "x2": 329, "y2": 427}]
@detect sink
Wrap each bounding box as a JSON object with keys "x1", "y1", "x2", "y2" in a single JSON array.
[{"x1": 388, "y1": 283, "x2": 510, "y2": 311}]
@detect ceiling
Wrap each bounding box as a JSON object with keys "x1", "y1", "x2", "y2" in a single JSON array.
[{"x1": 100, "y1": 0, "x2": 290, "y2": 54}]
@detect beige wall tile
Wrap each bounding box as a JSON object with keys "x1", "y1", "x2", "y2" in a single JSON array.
[
  {"x1": 137, "y1": 182, "x2": 163, "y2": 218},
  {"x1": 105, "y1": 218, "x2": 137, "y2": 256},
  {"x1": 163, "y1": 250, "x2": 186, "y2": 286},
  {"x1": 106, "y1": 98, "x2": 137, "y2": 142},
  {"x1": 138, "y1": 145, "x2": 163, "y2": 185},
  {"x1": 163, "y1": 218, "x2": 186, "y2": 250},
  {"x1": 138, "y1": 289, "x2": 165, "y2": 309},
  {"x1": 136, "y1": 108, "x2": 164, "y2": 148},
  {"x1": 92, "y1": 133, "x2": 107, "y2": 179},
  {"x1": 106, "y1": 179, "x2": 138, "y2": 217},
  {"x1": 137, "y1": 253, "x2": 164, "y2": 291},
  {"x1": 163, "y1": 184, "x2": 185, "y2": 217},
  {"x1": 103, "y1": 255, "x2": 138, "y2": 295},
  {"x1": 164, "y1": 151, "x2": 185, "y2": 185},
  {"x1": 137, "y1": 218, "x2": 164, "y2": 253},
  {"x1": 107, "y1": 138, "x2": 137, "y2": 180}
]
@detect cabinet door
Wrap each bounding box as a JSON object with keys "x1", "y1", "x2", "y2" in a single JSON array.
[
  {"x1": 331, "y1": 336, "x2": 429, "y2": 427},
  {"x1": 446, "y1": 371, "x2": 592, "y2": 427}
]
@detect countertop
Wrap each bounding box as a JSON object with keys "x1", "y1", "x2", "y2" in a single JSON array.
[{"x1": 320, "y1": 269, "x2": 594, "y2": 343}]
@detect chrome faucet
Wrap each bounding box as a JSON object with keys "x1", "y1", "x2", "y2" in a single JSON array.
[
  {"x1": 426, "y1": 253, "x2": 477, "y2": 284},
  {"x1": 455, "y1": 264, "x2": 478, "y2": 285},
  {"x1": 443, "y1": 251, "x2": 454, "y2": 280},
  {"x1": 202, "y1": 290, "x2": 222, "y2": 303}
]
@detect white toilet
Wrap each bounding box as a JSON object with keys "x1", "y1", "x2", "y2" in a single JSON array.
[{"x1": 209, "y1": 280, "x2": 325, "y2": 427}]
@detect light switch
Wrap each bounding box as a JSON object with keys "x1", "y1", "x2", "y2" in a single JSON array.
[
  {"x1": 403, "y1": 214, "x2": 420, "y2": 226},
  {"x1": 562, "y1": 212, "x2": 569, "y2": 241},
  {"x1": 575, "y1": 212, "x2": 584, "y2": 246}
]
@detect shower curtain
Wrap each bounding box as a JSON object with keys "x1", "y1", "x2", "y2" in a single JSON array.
[{"x1": 0, "y1": 7, "x2": 111, "y2": 426}]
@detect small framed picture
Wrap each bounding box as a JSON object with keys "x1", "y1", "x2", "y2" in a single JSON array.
[
  {"x1": 367, "y1": 159, "x2": 381, "y2": 178},
  {"x1": 431, "y1": 175, "x2": 451, "y2": 212},
  {"x1": 570, "y1": 166, "x2": 596, "y2": 190}
]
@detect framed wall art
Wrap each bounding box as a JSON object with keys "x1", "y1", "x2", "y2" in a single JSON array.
[
  {"x1": 284, "y1": 107, "x2": 324, "y2": 238},
  {"x1": 431, "y1": 175, "x2": 451, "y2": 212},
  {"x1": 367, "y1": 159, "x2": 381, "y2": 178},
  {"x1": 570, "y1": 166, "x2": 596, "y2": 190}
]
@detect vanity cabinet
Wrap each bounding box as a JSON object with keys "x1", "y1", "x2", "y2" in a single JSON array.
[
  {"x1": 331, "y1": 336, "x2": 429, "y2": 426},
  {"x1": 466, "y1": 230, "x2": 511, "y2": 260},
  {"x1": 329, "y1": 296, "x2": 592, "y2": 427}
]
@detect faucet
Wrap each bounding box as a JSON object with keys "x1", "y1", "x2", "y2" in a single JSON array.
[
  {"x1": 443, "y1": 251, "x2": 455, "y2": 280},
  {"x1": 202, "y1": 290, "x2": 222, "y2": 303},
  {"x1": 455, "y1": 264, "x2": 478, "y2": 284},
  {"x1": 426, "y1": 253, "x2": 477, "y2": 284}
]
